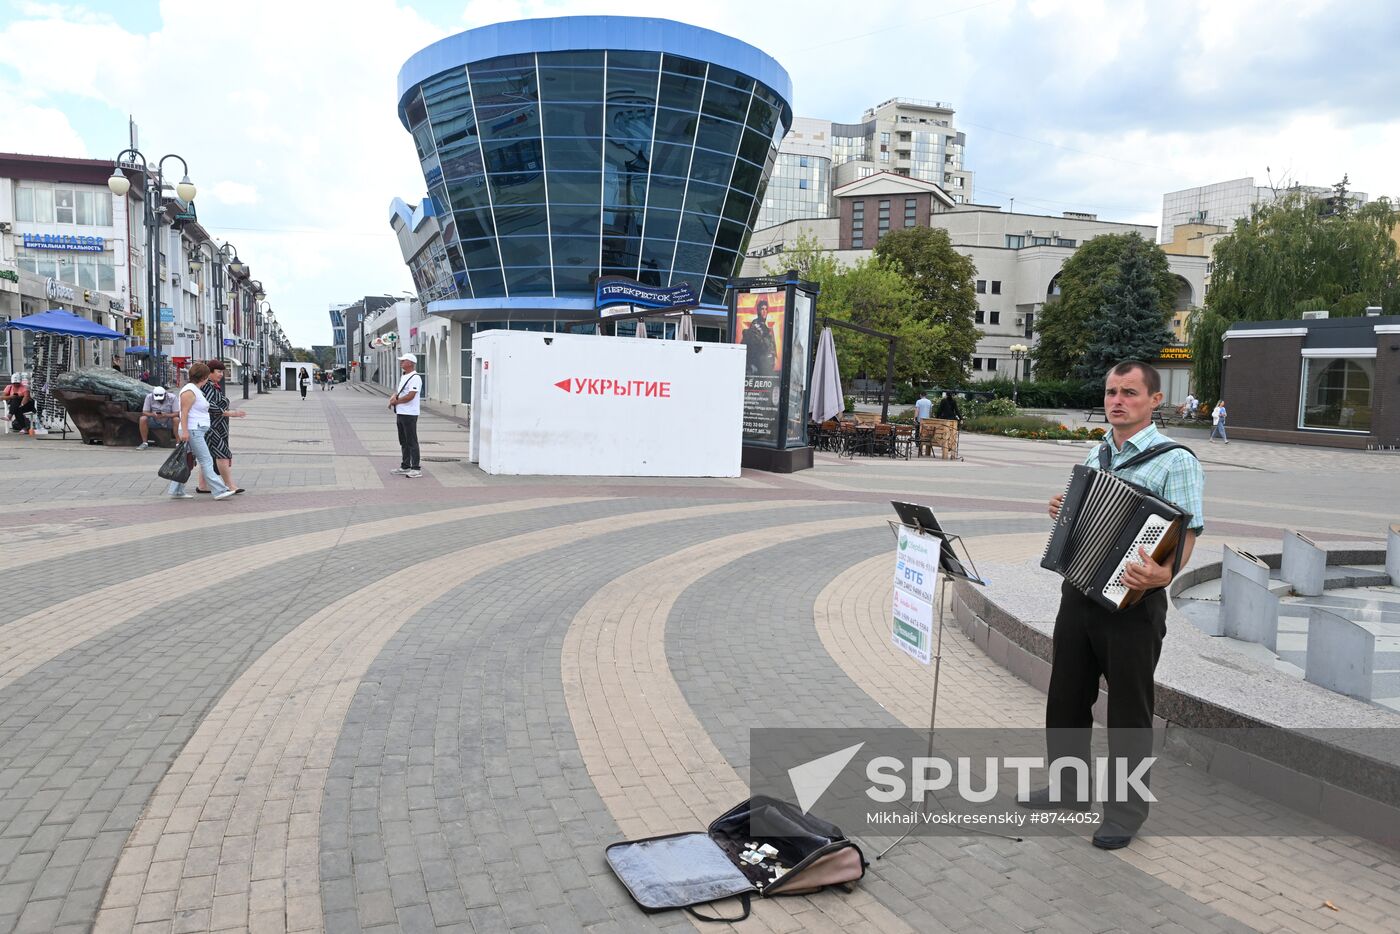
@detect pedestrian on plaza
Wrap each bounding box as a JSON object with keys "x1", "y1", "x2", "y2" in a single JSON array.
[
  {"x1": 298, "y1": 368, "x2": 310, "y2": 400},
  {"x1": 1209, "y1": 399, "x2": 1228, "y2": 443},
  {"x1": 137, "y1": 385, "x2": 179, "y2": 449},
  {"x1": 197, "y1": 360, "x2": 246, "y2": 494},
  {"x1": 1025, "y1": 360, "x2": 1204, "y2": 851},
  {"x1": 913, "y1": 391, "x2": 934, "y2": 455},
  {"x1": 936, "y1": 390, "x2": 962, "y2": 422},
  {"x1": 166, "y1": 362, "x2": 235, "y2": 500},
  {"x1": 1184, "y1": 392, "x2": 1198, "y2": 420},
  {"x1": 111, "y1": 355, "x2": 122, "y2": 372},
  {"x1": 389, "y1": 353, "x2": 423, "y2": 479},
  {"x1": 4, "y1": 373, "x2": 34, "y2": 434}
]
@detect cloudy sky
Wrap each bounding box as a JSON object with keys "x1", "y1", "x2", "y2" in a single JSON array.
[{"x1": 3, "y1": 0, "x2": 1397, "y2": 347}]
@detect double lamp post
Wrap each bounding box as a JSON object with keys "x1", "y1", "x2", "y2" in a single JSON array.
[
  {"x1": 109, "y1": 153, "x2": 271, "y2": 389},
  {"x1": 107, "y1": 151, "x2": 195, "y2": 385}
]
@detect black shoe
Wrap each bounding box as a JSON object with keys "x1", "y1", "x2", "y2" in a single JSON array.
[
  {"x1": 1091, "y1": 820, "x2": 1137, "y2": 850},
  {"x1": 1018, "y1": 787, "x2": 1092, "y2": 811}
]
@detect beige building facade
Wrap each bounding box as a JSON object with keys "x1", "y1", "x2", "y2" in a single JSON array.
[{"x1": 744, "y1": 173, "x2": 1207, "y2": 401}]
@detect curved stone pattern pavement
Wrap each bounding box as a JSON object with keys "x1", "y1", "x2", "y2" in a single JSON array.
[
  {"x1": 101, "y1": 500, "x2": 821, "y2": 933},
  {"x1": 1, "y1": 386, "x2": 1397, "y2": 934}
]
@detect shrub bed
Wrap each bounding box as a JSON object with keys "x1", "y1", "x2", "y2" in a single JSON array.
[{"x1": 962, "y1": 414, "x2": 1107, "y2": 441}]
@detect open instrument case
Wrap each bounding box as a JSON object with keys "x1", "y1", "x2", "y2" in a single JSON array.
[{"x1": 605, "y1": 796, "x2": 866, "y2": 922}]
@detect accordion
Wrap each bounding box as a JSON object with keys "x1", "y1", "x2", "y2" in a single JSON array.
[{"x1": 1041, "y1": 465, "x2": 1189, "y2": 611}]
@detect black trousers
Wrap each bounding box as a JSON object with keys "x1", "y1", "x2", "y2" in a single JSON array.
[
  {"x1": 396, "y1": 414, "x2": 420, "y2": 469},
  {"x1": 1046, "y1": 582, "x2": 1166, "y2": 830}
]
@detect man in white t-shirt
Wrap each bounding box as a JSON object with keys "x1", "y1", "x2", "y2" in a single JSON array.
[{"x1": 388, "y1": 353, "x2": 423, "y2": 478}]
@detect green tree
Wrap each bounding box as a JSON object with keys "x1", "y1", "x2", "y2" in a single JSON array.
[
  {"x1": 764, "y1": 230, "x2": 840, "y2": 283},
  {"x1": 818, "y1": 257, "x2": 932, "y2": 383},
  {"x1": 1075, "y1": 248, "x2": 1174, "y2": 380},
  {"x1": 1031, "y1": 233, "x2": 1178, "y2": 379},
  {"x1": 873, "y1": 227, "x2": 979, "y2": 383},
  {"x1": 1191, "y1": 192, "x2": 1400, "y2": 400},
  {"x1": 291, "y1": 347, "x2": 315, "y2": 363}
]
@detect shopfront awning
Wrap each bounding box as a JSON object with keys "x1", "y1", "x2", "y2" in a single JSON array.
[{"x1": 6, "y1": 309, "x2": 125, "y2": 339}]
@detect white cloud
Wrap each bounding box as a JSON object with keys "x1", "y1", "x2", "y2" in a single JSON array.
[
  {"x1": 2, "y1": 0, "x2": 1398, "y2": 344},
  {"x1": 205, "y1": 181, "x2": 259, "y2": 206},
  {"x1": 0, "y1": 102, "x2": 90, "y2": 157}
]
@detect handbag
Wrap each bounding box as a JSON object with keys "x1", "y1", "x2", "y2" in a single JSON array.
[
  {"x1": 158, "y1": 441, "x2": 194, "y2": 483},
  {"x1": 606, "y1": 796, "x2": 866, "y2": 922}
]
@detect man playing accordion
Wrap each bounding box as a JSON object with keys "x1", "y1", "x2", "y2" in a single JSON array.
[{"x1": 1023, "y1": 360, "x2": 1204, "y2": 850}]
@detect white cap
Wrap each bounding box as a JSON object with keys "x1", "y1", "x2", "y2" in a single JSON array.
[
  {"x1": 9, "y1": 373, "x2": 19, "y2": 384},
  {"x1": 398, "y1": 353, "x2": 416, "y2": 363},
  {"x1": 152, "y1": 386, "x2": 168, "y2": 398}
]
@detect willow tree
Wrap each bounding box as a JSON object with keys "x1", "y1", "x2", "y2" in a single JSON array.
[{"x1": 1192, "y1": 192, "x2": 1400, "y2": 400}]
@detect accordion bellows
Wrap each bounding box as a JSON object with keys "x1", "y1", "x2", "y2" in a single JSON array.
[{"x1": 1042, "y1": 465, "x2": 1188, "y2": 611}]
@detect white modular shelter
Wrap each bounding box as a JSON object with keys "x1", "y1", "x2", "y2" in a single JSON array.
[
  {"x1": 280, "y1": 361, "x2": 320, "y2": 390},
  {"x1": 469, "y1": 329, "x2": 745, "y2": 477}
]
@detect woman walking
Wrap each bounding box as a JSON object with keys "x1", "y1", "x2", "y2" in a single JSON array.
[
  {"x1": 167, "y1": 363, "x2": 234, "y2": 500},
  {"x1": 298, "y1": 367, "x2": 310, "y2": 400},
  {"x1": 1209, "y1": 399, "x2": 1229, "y2": 443},
  {"x1": 197, "y1": 360, "x2": 247, "y2": 494}
]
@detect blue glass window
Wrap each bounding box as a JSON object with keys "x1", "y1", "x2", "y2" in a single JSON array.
[
  {"x1": 681, "y1": 180, "x2": 729, "y2": 218},
  {"x1": 421, "y1": 68, "x2": 471, "y2": 112},
  {"x1": 503, "y1": 266, "x2": 553, "y2": 297},
  {"x1": 432, "y1": 109, "x2": 478, "y2": 151},
  {"x1": 694, "y1": 116, "x2": 743, "y2": 155},
  {"x1": 538, "y1": 67, "x2": 604, "y2": 101},
  {"x1": 542, "y1": 102, "x2": 603, "y2": 137},
  {"x1": 483, "y1": 137, "x2": 543, "y2": 174},
  {"x1": 545, "y1": 172, "x2": 601, "y2": 206},
  {"x1": 550, "y1": 204, "x2": 601, "y2": 237},
  {"x1": 652, "y1": 108, "x2": 699, "y2": 142},
  {"x1": 544, "y1": 137, "x2": 602, "y2": 166},
  {"x1": 474, "y1": 104, "x2": 542, "y2": 140},
  {"x1": 551, "y1": 236, "x2": 597, "y2": 266},
  {"x1": 439, "y1": 143, "x2": 484, "y2": 181},
  {"x1": 488, "y1": 172, "x2": 547, "y2": 206},
  {"x1": 552, "y1": 265, "x2": 596, "y2": 293},
  {"x1": 491, "y1": 204, "x2": 548, "y2": 236},
  {"x1": 657, "y1": 72, "x2": 704, "y2": 111},
  {"x1": 643, "y1": 175, "x2": 688, "y2": 212},
  {"x1": 649, "y1": 142, "x2": 693, "y2": 179},
  {"x1": 688, "y1": 148, "x2": 736, "y2": 186},
  {"x1": 454, "y1": 208, "x2": 495, "y2": 240},
  {"x1": 446, "y1": 176, "x2": 492, "y2": 212},
  {"x1": 640, "y1": 208, "x2": 681, "y2": 242},
  {"x1": 468, "y1": 67, "x2": 538, "y2": 107}
]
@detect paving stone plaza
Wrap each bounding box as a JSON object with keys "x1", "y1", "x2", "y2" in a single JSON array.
[{"x1": 2, "y1": 385, "x2": 1399, "y2": 934}]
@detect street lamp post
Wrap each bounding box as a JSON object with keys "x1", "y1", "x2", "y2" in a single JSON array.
[
  {"x1": 109, "y1": 151, "x2": 196, "y2": 386},
  {"x1": 1009, "y1": 343, "x2": 1029, "y2": 405},
  {"x1": 255, "y1": 300, "x2": 272, "y2": 393},
  {"x1": 188, "y1": 240, "x2": 244, "y2": 370}
]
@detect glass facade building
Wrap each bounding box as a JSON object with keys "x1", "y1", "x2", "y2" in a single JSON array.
[{"x1": 396, "y1": 17, "x2": 793, "y2": 320}]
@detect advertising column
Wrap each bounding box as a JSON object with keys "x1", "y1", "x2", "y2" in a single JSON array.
[{"x1": 726, "y1": 272, "x2": 818, "y2": 472}]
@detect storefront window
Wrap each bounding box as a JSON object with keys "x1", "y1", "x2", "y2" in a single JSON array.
[{"x1": 1299, "y1": 356, "x2": 1374, "y2": 432}]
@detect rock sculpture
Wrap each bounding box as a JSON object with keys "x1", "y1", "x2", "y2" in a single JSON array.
[{"x1": 53, "y1": 368, "x2": 172, "y2": 447}]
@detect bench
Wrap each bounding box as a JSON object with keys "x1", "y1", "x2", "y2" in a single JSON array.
[{"x1": 1084, "y1": 406, "x2": 1167, "y2": 427}]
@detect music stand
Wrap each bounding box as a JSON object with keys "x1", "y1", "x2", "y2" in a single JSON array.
[{"x1": 876, "y1": 501, "x2": 1019, "y2": 858}]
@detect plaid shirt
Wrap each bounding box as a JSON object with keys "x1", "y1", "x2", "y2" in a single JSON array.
[{"x1": 1083, "y1": 424, "x2": 1205, "y2": 532}]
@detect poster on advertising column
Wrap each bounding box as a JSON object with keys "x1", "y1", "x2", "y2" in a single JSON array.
[{"x1": 733, "y1": 289, "x2": 786, "y2": 444}]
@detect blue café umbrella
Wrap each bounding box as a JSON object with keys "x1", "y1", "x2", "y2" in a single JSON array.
[{"x1": 6, "y1": 308, "x2": 125, "y2": 339}]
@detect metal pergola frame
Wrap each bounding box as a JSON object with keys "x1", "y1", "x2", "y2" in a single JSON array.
[{"x1": 816, "y1": 316, "x2": 899, "y2": 423}]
